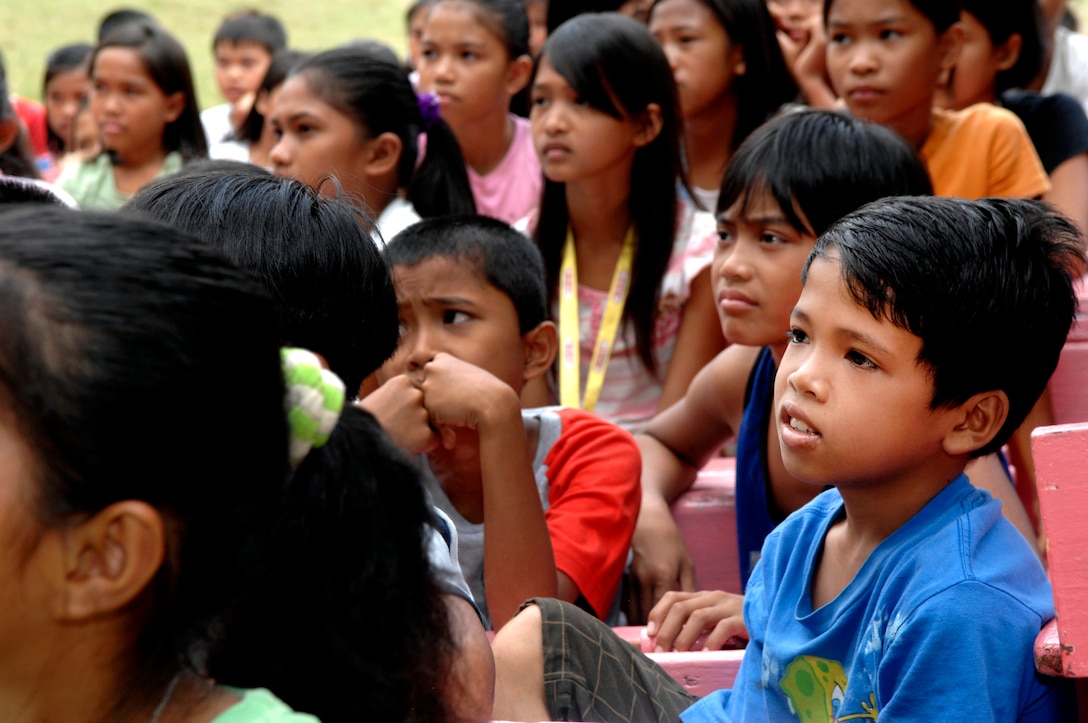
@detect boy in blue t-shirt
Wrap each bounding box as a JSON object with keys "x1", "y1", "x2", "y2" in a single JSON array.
[{"x1": 491, "y1": 196, "x2": 1082, "y2": 721}]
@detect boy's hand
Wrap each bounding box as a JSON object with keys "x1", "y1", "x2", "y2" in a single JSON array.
[
  {"x1": 644, "y1": 589, "x2": 748, "y2": 653},
  {"x1": 357, "y1": 374, "x2": 444, "y2": 453},
  {"x1": 627, "y1": 494, "x2": 696, "y2": 624},
  {"x1": 416, "y1": 353, "x2": 521, "y2": 436},
  {"x1": 229, "y1": 91, "x2": 257, "y2": 131}
]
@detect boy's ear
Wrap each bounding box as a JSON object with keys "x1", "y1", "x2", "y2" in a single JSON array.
[
  {"x1": 633, "y1": 103, "x2": 663, "y2": 148},
  {"x1": 0, "y1": 118, "x2": 20, "y2": 155},
  {"x1": 994, "y1": 33, "x2": 1024, "y2": 72},
  {"x1": 521, "y1": 320, "x2": 558, "y2": 382},
  {"x1": 365, "y1": 131, "x2": 403, "y2": 178},
  {"x1": 51, "y1": 501, "x2": 166, "y2": 622},
  {"x1": 504, "y1": 54, "x2": 534, "y2": 96},
  {"x1": 163, "y1": 91, "x2": 186, "y2": 124},
  {"x1": 942, "y1": 390, "x2": 1009, "y2": 457},
  {"x1": 937, "y1": 22, "x2": 965, "y2": 74}
]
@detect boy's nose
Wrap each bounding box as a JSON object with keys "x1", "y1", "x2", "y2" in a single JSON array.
[{"x1": 785, "y1": 354, "x2": 828, "y2": 401}]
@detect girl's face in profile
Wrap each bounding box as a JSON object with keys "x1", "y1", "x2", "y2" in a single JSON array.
[
  {"x1": 90, "y1": 47, "x2": 183, "y2": 161},
  {"x1": 529, "y1": 57, "x2": 658, "y2": 185},
  {"x1": 649, "y1": 0, "x2": 746, "y2": 121},
  {"x1": 268, "y1": 73, "x2": 378, "y2": 201}
]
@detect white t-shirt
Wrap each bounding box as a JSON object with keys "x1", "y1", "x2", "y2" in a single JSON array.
[{"x1": 1042, "y1": 26, "x2": 1088, "y2": 117}]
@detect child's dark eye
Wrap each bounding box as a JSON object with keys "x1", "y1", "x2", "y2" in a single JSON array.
[
  {"x1": 786, "y1": 328, "x2": 808, "y2": 344},
  {"x1": 880, "y1": 29, "x2": 903, "y2": 40},
  {"x1": 829, "y1": 32, "x2": 851, "y2": 45},
  {"x1": 846, "y1": 350, "x2": 877, "y2": 369},
  {"x1": 442, "y1": 310, "x2": 471, "y2": 324},
  {"x1": 716, "y1": 225, "x2": 735, "y2": 244}
]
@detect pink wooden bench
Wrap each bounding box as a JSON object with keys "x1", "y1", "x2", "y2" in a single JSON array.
[
  {"x1": 609, "y1": 624, "x2": 744, "y2": 697},
  {"x1": 1031, "y1": 422, "x2": 1088, "y2": 717},
  {"x1": 669, "y1": 455, "x2": 743, "y2": 595}
]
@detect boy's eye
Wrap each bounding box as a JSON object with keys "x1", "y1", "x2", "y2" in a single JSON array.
[
  {"x1": 828, "y1": 32, "x2": 851, "y2": 45},
  {"x1": 716, "y1": 225, "x2": 735, "y2": 244},
  {"x1": 879, "y1": 28, "x2": 903, "y2": 40},
  {"x1": 786, "y1": 328, "x2": 808, "y2": 344},
  {"x1": 760, "y1": 232, "x2": 787, "y2": 245},
  {"x1": 442, "y1": 310, "x2": 471, "y2": 324},
  {"x1": 846, "y1": 350, "x2": 877, "y2": 369},
  {"x1": 461, "y1": 50, "x2": 478, "y2": 61}
]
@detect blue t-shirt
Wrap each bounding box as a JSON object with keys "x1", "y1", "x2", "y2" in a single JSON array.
[{"x1": 682, "y1": 475, "x2": 1069, "y2": 722}]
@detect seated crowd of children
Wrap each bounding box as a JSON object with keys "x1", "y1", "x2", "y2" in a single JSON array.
[{"x1": 0, "y1": 0, "x2": 1086, "y2": 720}]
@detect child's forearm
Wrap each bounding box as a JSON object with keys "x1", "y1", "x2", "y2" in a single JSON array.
[{"x1": 477, "y1": 394, "x2": 557, "y2": 629}]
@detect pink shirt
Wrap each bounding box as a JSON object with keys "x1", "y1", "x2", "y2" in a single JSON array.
[
  {"x1": 561, "y1": 197, "x2": 717, "y2": 432},
  {"x1": 468, "y1": 115, "x2": 542, "y2": 225}
]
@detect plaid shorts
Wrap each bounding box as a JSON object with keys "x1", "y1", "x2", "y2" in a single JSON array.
[{"x1": 523, "y1": 597, "x2": 700, "y2": 723}]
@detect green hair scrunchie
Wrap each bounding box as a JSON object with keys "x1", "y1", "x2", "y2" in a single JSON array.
[{"x1": 282, "y1": 347, "x2": 346, "y2": 467}]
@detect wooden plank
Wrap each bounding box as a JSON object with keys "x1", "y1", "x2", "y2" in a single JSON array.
[{"x1": 1032, "y1": 423, "x2": 1088, "y2": 677}]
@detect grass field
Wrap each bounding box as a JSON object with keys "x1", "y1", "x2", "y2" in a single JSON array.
[
  {"x1": 0, "y1": 0, "x2": 412, "y2": 110},
  {"x1": 4, "y1": 0, "x2": 1088, "y2": 110}
]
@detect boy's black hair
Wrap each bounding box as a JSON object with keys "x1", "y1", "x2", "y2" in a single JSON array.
[
  {"x1": 823, "y1": 0, "x2": 961, "y2": 33},
  {"x1": 385, "y1": 215, "x2": 549, "y2": 333},
  {"x1": 719, "y1": 108, "x2": 933, "y2": 236},
  {"x1": 212, "y1": 10, "x2": 288, "y2": 53},
  {"x1": 810, "y1": 196, "x2": 1083, "y2": 457},
  {"x1": 961, "y1": 0, "x2": 1045, "y2": 92}
]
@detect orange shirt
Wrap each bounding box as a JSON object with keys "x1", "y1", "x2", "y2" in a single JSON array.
[{"x1": 921, "y1": 104, "x2": 1051, "y2": 200}]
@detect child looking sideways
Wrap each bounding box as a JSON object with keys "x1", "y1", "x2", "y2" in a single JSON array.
[
  {"x1": 201, "y1": 11, "x2": 287, "y2": 148},
  {"x1": 530, "y1": 13, "x2": 722, "y2": 431},
  {"x1": 416, "y1": 0, "x2": 542, "y2": 225},
  {"x1": 824, "y1": 0, "x2": 1049, "y2": 200},
  {"x1": 648, "y1": 0, "x2": 797, "y2": 211},
  {"x1": 940, "y1": 0, "x2": 1088, "y2": 236},
  {"x1": 270, "y1": 47, "x2": 476, "y2": 240},
  {"x1": 363, "y1": 216, "x2": 641, "y2": 630},
  {"x1": 492, "y1": 196, "x2": 1081, "y2": 722}
]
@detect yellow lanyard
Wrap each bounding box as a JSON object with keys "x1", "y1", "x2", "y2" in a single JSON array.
[{"x1": 558, "y1": 227, "x2": 636, "y2": 412}]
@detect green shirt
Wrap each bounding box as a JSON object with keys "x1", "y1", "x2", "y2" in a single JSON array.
[
  {"x1": 214, "y1": 688, "x2": 320, "y2": 722},
  {"x1": 57, "y1": 152, "x2": 183, "y2": 210}
]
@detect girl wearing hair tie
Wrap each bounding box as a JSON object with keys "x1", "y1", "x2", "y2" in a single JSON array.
[
  {"x1": 269, "y1": 45, "x2": 476, "y2": 241},
  {"x1": 0, "y1": 204, "x2": 466, "y2": 722}
]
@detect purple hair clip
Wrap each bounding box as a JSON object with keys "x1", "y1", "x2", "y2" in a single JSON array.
[{"x1": 417, "y1": 91, "x2": 441, "y2": 131}]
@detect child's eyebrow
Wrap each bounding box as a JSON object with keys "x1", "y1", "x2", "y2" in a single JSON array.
[
  {"x1": 423, "y1": 295, "x2": 479, "y2": 308},
  {"x1": 790, "y1": 307, "x2": 893, "y2": 357},
  {"x1": 828, "y1": 13, "x2": 908, "y2": 28}
]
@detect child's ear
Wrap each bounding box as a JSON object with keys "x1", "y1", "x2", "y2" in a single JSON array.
[
  {"x1": 937, "y1": 22, "x2": 965, "y2": 75},
  {"x1": 633, "y1": 103, "x2": 663, "y2": 148},
  {"x1": 521, "y1": 320, "x2": 558, "y2": 382},
  {"x1": 942, "y1": 390, "x2": 1009, "y2": 457},
  {"x1": 52, "y1": 501, "x2": 165, "y2": 622},
  {"x1": 504, "y1": 54, "x2": 534, "y2": 96},
  {"x1": 0, "y1": 118, "x2": 20, "y2": 155},
  {"x1": 163, "y1": 91, "x2": 186, "y2": 124},
  {"x1": 365, "y1": 131, "x2": 403, "y2": 177},
  {"x1": 994, "y1": 33, "x2": 1024, "y2": 72}
]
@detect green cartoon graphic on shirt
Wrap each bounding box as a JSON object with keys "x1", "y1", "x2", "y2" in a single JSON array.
[{"x1": 780, "y1": 656, "x2": 878, "y2": 721}]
